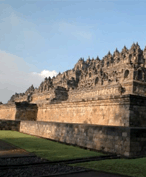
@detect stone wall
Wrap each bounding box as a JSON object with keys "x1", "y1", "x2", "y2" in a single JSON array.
[
  {"x1": 36, "y1": 95, "x2": 130, "y2": 126},
  {"x1": 28, "y1": 81, "x2": 133, "y2": 103},
  {"x1": 0, "y1": 119, "x2": 146, "y2": 157},
  {"x1": 129, "y1": 95, "x2": 146, "y2": 127},
  {"x1": 12, "y1": 95, "x2": 28, "y2": 103},
  {"x1": 19, "y1": 120, "x2": 130, "y2": 156},
  {"x1": 1, "y1": 95, "x2": 146, "y2": 127},
  {"x1": 0, "y1": 119, "x2": 20, "y2": 131},
  {"x1": 0, "y1": 104, "x2": 16, "y2": 120},
  {"x1": 133, "y1": 81, "x2": 146, "y2": 96},
  {"x1": 68, "y1": 82, "x2": 133, "y2": 102},
  {"x1": 31, "y1": 90, "x2": 55, "y2": 103},
  {"x1": 130, "y1": 128, "x2": 146, "y2": 156}
]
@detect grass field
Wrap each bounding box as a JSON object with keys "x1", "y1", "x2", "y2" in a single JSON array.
[
  {"x1": 1, "y1": 130, "x2": 146, "y2": 177},
  {"x1": 0, "y1": 130, "x2": 104, "y2": 161},
  {"x1": 70, "y1": 158, "x2": 146, "y2": 177}
]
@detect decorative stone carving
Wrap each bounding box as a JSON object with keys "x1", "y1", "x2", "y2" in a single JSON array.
[
  {"x1": 27, "y1": 93, "x2": 33, "y2": 102},
  {"x1": 25, "y1": 85, "x2": 34, "y2": 95},
  {"x1": 124, "y1": 70, "x2": 129, "y2": 79},
  {"x1": 118, "y1": 84, "x2": 125, "y2": 95},
  {"x1": 138, "y1": 70, "x2": 143, "y2": 80},
  {"x1": 7, "y1": 43, "x2": 146, "y2": 103},
  {"x1": 50, "y1": 86, "x2": 68, "y2": 103}
]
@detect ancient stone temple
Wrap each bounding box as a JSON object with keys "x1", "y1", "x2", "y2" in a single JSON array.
[{"x1": 1, "y1": 42, "x2": 146, "y2": 157}]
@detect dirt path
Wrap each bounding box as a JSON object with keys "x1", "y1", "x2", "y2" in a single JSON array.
[{"x1": 0, "y1": 139, "x2": 35, "y2": 157}]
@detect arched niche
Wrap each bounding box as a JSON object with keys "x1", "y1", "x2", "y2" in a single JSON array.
[
  {"x1": 95, "y1": 77, "x2": 99, "y2": 85},
  {"x1": 134, "y1": 71, "x2": 137, "y2": 80},
  {"x1": 129, "y1": 54, "x2": 132, "y2": 61},
  {"x1": 76, "y1": 66, "x2": 79, "y2": 70},
  {"x1": 138, "y1": 70, "x2": 143, "y2": 80},
  {"x1": 111, "y1": 58, "x2": 114, "y2": 64},
  {"x1": 107, "y1": 61, "x2": 109, "y2": 67},
  {"x1": 101, "y1": 60, "x2": 104, "y2": 67},
  {"x1": 117, "y1": 58, "x2": 120, "y2": 63},
  {"x1": 124, "y1": 70, "x2": 129, "y2": 79},
  {"x1": 144, "y1": 74, "x2": 146, "y2": 82},
  {"x1": 94, "y1": 69, "x2": 98, "y2": 74},
  {"x1": 97, "y1": 65, "x2": 100, "y2": 69}
]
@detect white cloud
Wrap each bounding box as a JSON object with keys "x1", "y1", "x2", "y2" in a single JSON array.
[
  {"x1": 58, "y1": 22, "x2": 92, "y2": 40},
  {"x1": 0, "y1": 50, "x2": 57, "y2": 104},
  {"x1": 32, "y1": 70, "x2": 57, "y2": 78}
]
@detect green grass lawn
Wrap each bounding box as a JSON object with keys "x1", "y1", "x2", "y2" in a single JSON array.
[
  {"x1": 1, "y1": 131, "x2": 146, "y2": 177},
  {"x1": 0, "y1": 130, "x2": 104, "y2": 161},
  {"x1": 70, "y1": 158, "x2": 146, "y2": 177}
]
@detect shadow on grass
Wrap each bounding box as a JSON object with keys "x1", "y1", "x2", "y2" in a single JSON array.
[
  {"x1": 0, "y1": 139, "x2": 20, "y2": 151},
  {"x1": 70, "y1": 158, "x2": 146, "y2": 177}
]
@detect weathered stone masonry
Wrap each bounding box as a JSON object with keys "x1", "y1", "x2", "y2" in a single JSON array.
[
  {"x1": 1, "y1": 43, "x2": 146, "y2": 157},
  {"x1": 19, "y1": 121, "x2": 146, "y2": 157},
  {"x1": 0, "y1": 120, "x2": 20, "y2": 131},
  {"x1": 20, "y1": 121, "x2": 131, "y2": 156}
]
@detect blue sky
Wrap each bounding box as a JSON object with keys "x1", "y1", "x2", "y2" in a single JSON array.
[{"x1": 0, "y1": 0, "x2": 146, "y2": 103}]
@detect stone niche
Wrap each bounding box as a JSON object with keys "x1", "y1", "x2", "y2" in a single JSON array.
[
  {"x1": 0, "y1": 102, "x2": 38, "y2": 121},
  {"x1": 15, "y1": 102, "x2": 38, "y2": 121}
]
